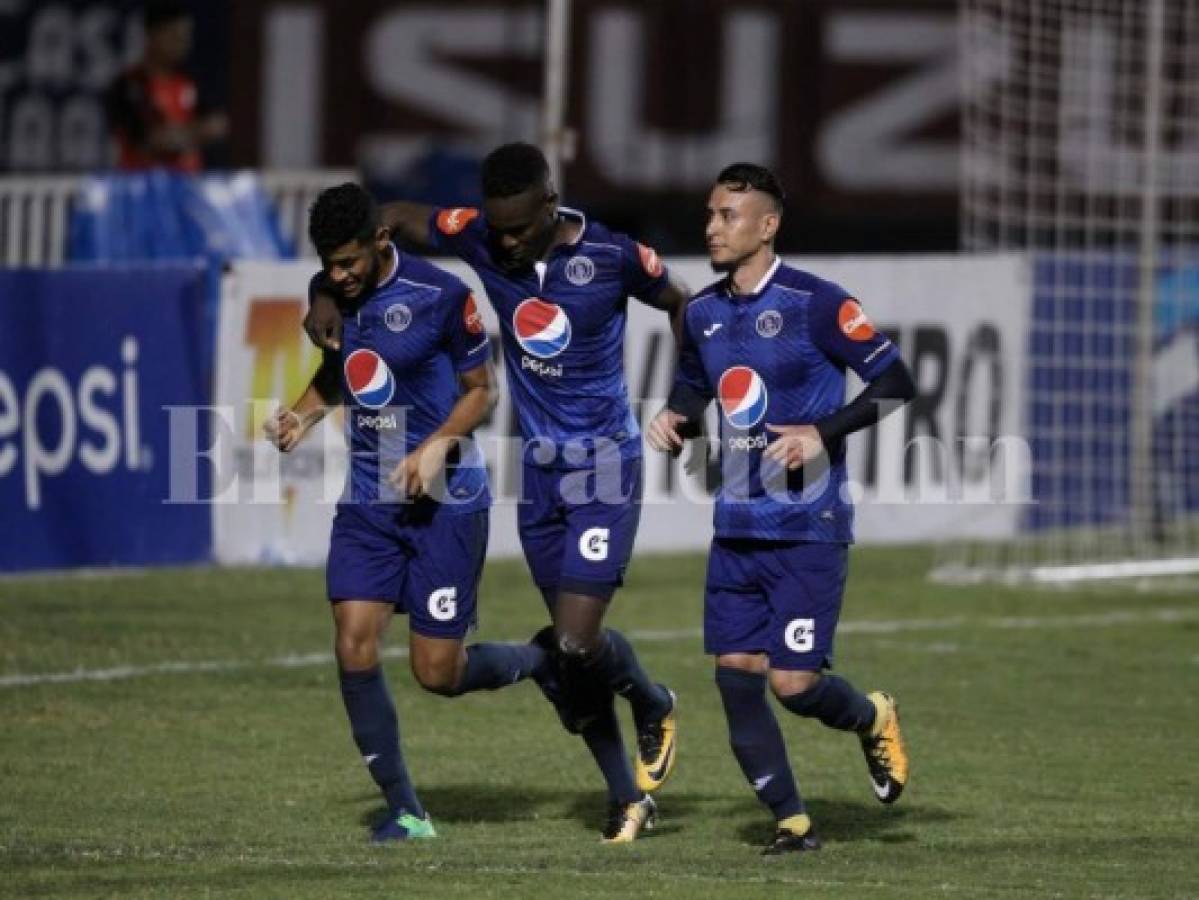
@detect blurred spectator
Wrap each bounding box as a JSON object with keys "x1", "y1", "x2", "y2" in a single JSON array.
[{"x1": 104, "y1": 1, "x2": 229, "y2": 172}]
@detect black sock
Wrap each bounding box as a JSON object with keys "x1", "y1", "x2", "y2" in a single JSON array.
[
  {"x1": 338, "y1": 666, "x2": 423, "y2": 817},
  {"x1": 777, "y1": 674, "x2": 877, "y2": 732},
  {"x1": 716, "y1": 667, "x2": 803, "y2": 820},
  {"x1": 451, "y1": 642, "x2": 546, "y2": 695},
  {"x1": 581, "y1": 698, "x2": 641, "y2": 806},
  {"x1": 588, "y1": 629, "x2": 671, "y2": 727}
]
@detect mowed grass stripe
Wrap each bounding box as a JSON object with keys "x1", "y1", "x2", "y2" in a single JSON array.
[{"x1": 2, "y1": 605, "x2": 1195, "y2": 688}]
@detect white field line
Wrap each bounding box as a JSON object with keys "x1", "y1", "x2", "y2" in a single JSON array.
[{"x1": 1, "y1": 606, "x2": 1196, "y2": 689}]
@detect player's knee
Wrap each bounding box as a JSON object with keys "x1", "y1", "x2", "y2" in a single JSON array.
[
  {"x1": 769, "y1": 668, "x2": 821, "y2": 700},
  {"x1": 554, "y1": 627, "x2": 602, "y2": 663},
  {"x1": 334, "y1": 632, "x2": 379, "y2": 670}
]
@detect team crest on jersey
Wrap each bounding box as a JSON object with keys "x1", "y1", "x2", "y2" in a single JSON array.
[
  {"x1": 514, "y1": 298, "x2": 572, "y2": 358},
  {"x1": 344, "y1": 349, "x2": 396, "y2": 409},
  {"x1": 718, "y1": 366, "x2": 768, "y2": 429},
  {"x1": 838, "y1": 299, "x2": 875, "y2": 341},
  {"x1": 565, "y1": 255, "x2": 595, "y2": 286},
  {"x1": 436, "y1": 207, "x2": 479, "y2": 236},
  {"x1": 756, "y1": 309, "x2": 783, "y2": 338},
  {"x1": 637, "y1": 242, "x2": 664, "y2": 278},
  {"x1": 384, "y1": 303, "x2": 412, "y2": 332}
]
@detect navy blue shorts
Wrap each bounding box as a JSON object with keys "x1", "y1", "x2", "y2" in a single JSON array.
[
  {"x1": 517, "y1": 456, "x2": 642, "y2": 600},
  {"x1": 703, "y1": 538, "x2": 849, "y2": 671},
  {"x1": 326, "y1": 501, "x2": 488, "y2": 639}
]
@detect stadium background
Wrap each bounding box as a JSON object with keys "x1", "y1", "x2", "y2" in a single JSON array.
[{"x1": 1, "y1": 2, "x2": 1196, "y2": 897}]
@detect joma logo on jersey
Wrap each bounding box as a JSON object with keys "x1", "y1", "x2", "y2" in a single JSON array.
[
  {"x1": 513, "y1": 298, "x2": 572, "y2": 359},
  {"x1": 718, "y1": 366, "x2": 768, "y2": 429},
  {"x1": 344, "y1": 349, "x2": 395, "y2": 409}
]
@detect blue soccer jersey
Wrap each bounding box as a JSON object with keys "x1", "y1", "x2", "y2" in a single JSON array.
[
  {"x1": 329, "y1": 244, "x2": 492, "y2": 510},
  {"x1": 673, "y1": 259, "x2": 899, "y2": 542},
  {"x1": 428, "y1": 205, "x2": 670, "y2": 467}
]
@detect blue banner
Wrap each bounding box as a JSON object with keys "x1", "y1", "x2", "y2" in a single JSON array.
[{"x1": 0, "y1": 265, "x2": 212, "y2": 571}]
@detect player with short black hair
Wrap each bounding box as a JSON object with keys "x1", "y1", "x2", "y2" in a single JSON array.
[
  {"x1": 647, "y1": 162, "x2": 915, "y2": 855},
  {"x1": 266, "y1": 182, "x2": 548, "y2": 844},
  {"x1": 305, "y1": 144, "x2": 687, "y2": 842}
]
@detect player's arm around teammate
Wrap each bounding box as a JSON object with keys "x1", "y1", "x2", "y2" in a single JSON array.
[{"x1": 303, "y1": 201, "x2": 435, "y2": 352}]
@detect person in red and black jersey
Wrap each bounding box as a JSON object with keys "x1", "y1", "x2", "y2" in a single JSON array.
[{"x1": 104, "y1": 1, "x2": 228, "y2": 172}]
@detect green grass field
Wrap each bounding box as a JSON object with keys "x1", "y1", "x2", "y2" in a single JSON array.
[{"x1": 1, "y1": 548, "x2": 1196, "y2": 899}]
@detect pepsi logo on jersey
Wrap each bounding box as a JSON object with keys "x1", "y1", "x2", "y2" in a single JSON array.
[
  {"x1": 344, "y1": 349, "x2": 395, "y2": 409},
  {"x1": 718, "y1": 366, "x2": 768, "y2": 430},
  {"x1": 514, "y1": 299, "x2": 572, "y2": 371}
]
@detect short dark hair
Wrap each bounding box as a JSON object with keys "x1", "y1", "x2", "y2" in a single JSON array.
[
  {"x1": 308, "y1": 183, "x2": 378, "y2": 256},
  {"x1": 481, "y1": 142, "x2": 550, "y2": 199},
  {"x1": 716, "y1": 162, "x2": 785, "y2": 212},
  {"x1": 143, "y1": 1, "x2": 191, "y2": 31}
]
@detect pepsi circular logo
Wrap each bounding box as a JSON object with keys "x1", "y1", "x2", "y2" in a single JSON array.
[
  {"x1": 718, "y1": 366, "x2": 768, "y2": 429},
  {"x1": 344, "y1": 349, "x2": 395, "y2": 409},
  {"x1": 513, "y1": 298, "x2": 572, "y2": 358}
]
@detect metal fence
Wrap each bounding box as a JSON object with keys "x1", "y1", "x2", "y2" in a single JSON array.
[{"x1": 0, "y1": 169, "x2": 355, "y2": 267}]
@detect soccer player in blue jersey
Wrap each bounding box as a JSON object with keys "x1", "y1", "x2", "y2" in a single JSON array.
[
  {"x1": 647, "y1": 163, "x2": 916, "y2": 855},
  {"x1": 305, "y1": 144, "x2": 684, "y2": 842},
  {"x1": 265, "y1": 184, "x2": 547, "y2": 843}
]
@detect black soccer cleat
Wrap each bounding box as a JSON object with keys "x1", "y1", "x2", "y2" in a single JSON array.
[{"x1": 761, "y1": 815, "x2": 822, "y2": 856}]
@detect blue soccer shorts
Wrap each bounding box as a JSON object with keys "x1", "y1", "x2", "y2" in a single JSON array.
[
  {"x1": 703, "y1": 538, "x2": 849, "y2": 671},
  {"x1": 326, "y1": 500, "x2": 488, "y2": 639},
  {"x1": 517, "y1": 455, "x2": 642, "y2": 601}
]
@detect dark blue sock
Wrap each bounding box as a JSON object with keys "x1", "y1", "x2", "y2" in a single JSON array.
[
  {"x1": 581, "y1": 698, "x2": 641, "y2": 806},
  {"x1": 716, "y1": 666, "x2": 803, "y2": 820},
  {"x1": 452, "y1": 642, "x2": 546, "y2": 695},
  {"x1": 589, "y1": 629, "x2": 671, "y2": 727},
  {"x1": 777, "y1": 673, "x2": 876, "y2": 732},
  {"x1": 338, "y1": 666, "x2": 424, "y2": 818}
]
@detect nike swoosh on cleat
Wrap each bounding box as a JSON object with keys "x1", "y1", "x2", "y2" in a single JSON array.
[
  {"x1": 646, "y1": 741, "x2": 675, "y2": 783},
  {"x1": 753, "y1": 774, "x2": 775, "y2": 792},
  {"x1": 363, "y1": 754, "x2": 380, "y2": 765},
  {"x1": 872, "y1": 779, "x2": 893, "y2": 800}
]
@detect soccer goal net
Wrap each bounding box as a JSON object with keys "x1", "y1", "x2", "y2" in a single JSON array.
[{"x1": 940, "y1": 0, "x2": 1199, "y2": 584}]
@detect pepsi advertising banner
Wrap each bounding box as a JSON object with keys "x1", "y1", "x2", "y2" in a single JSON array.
[{"x1": 0, "y1": 265, "x2": 212, "y2": 571}]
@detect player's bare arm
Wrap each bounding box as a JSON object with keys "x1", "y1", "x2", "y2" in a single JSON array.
[
  {"x1": 390, "y1": 361, "x2": 498, "y2": 498},
  {"x1": 304, "y1": 203, "x2": 436, "y2": 352},
  {"x1": 264, "y1": 351, "x2": 341, "y2": 452},
  {"x1": 636, "y1": 277, "x2": 690, "y2": 343},
  {"x1": 379, "y1": 201, "x2": 438, "y2": 251}
]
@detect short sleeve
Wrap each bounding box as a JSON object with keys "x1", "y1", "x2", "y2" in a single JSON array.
[
  {"x1": 809, "y1": 289, "x2": 899, "y2": 381},
  {"x1": 615, "y1": 232, "x2": 670, "y2": 302},
  {"x1": 667, "y1": 308, "x2": 714, "y2": 418},
  {"x1": 444, "y1": 283, "x2": 491, "y2": 372}
]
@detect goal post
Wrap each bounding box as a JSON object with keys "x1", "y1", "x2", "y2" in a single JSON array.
[{"x1": 942, "y1": 0, "x2": 1199, "y2": 583}]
